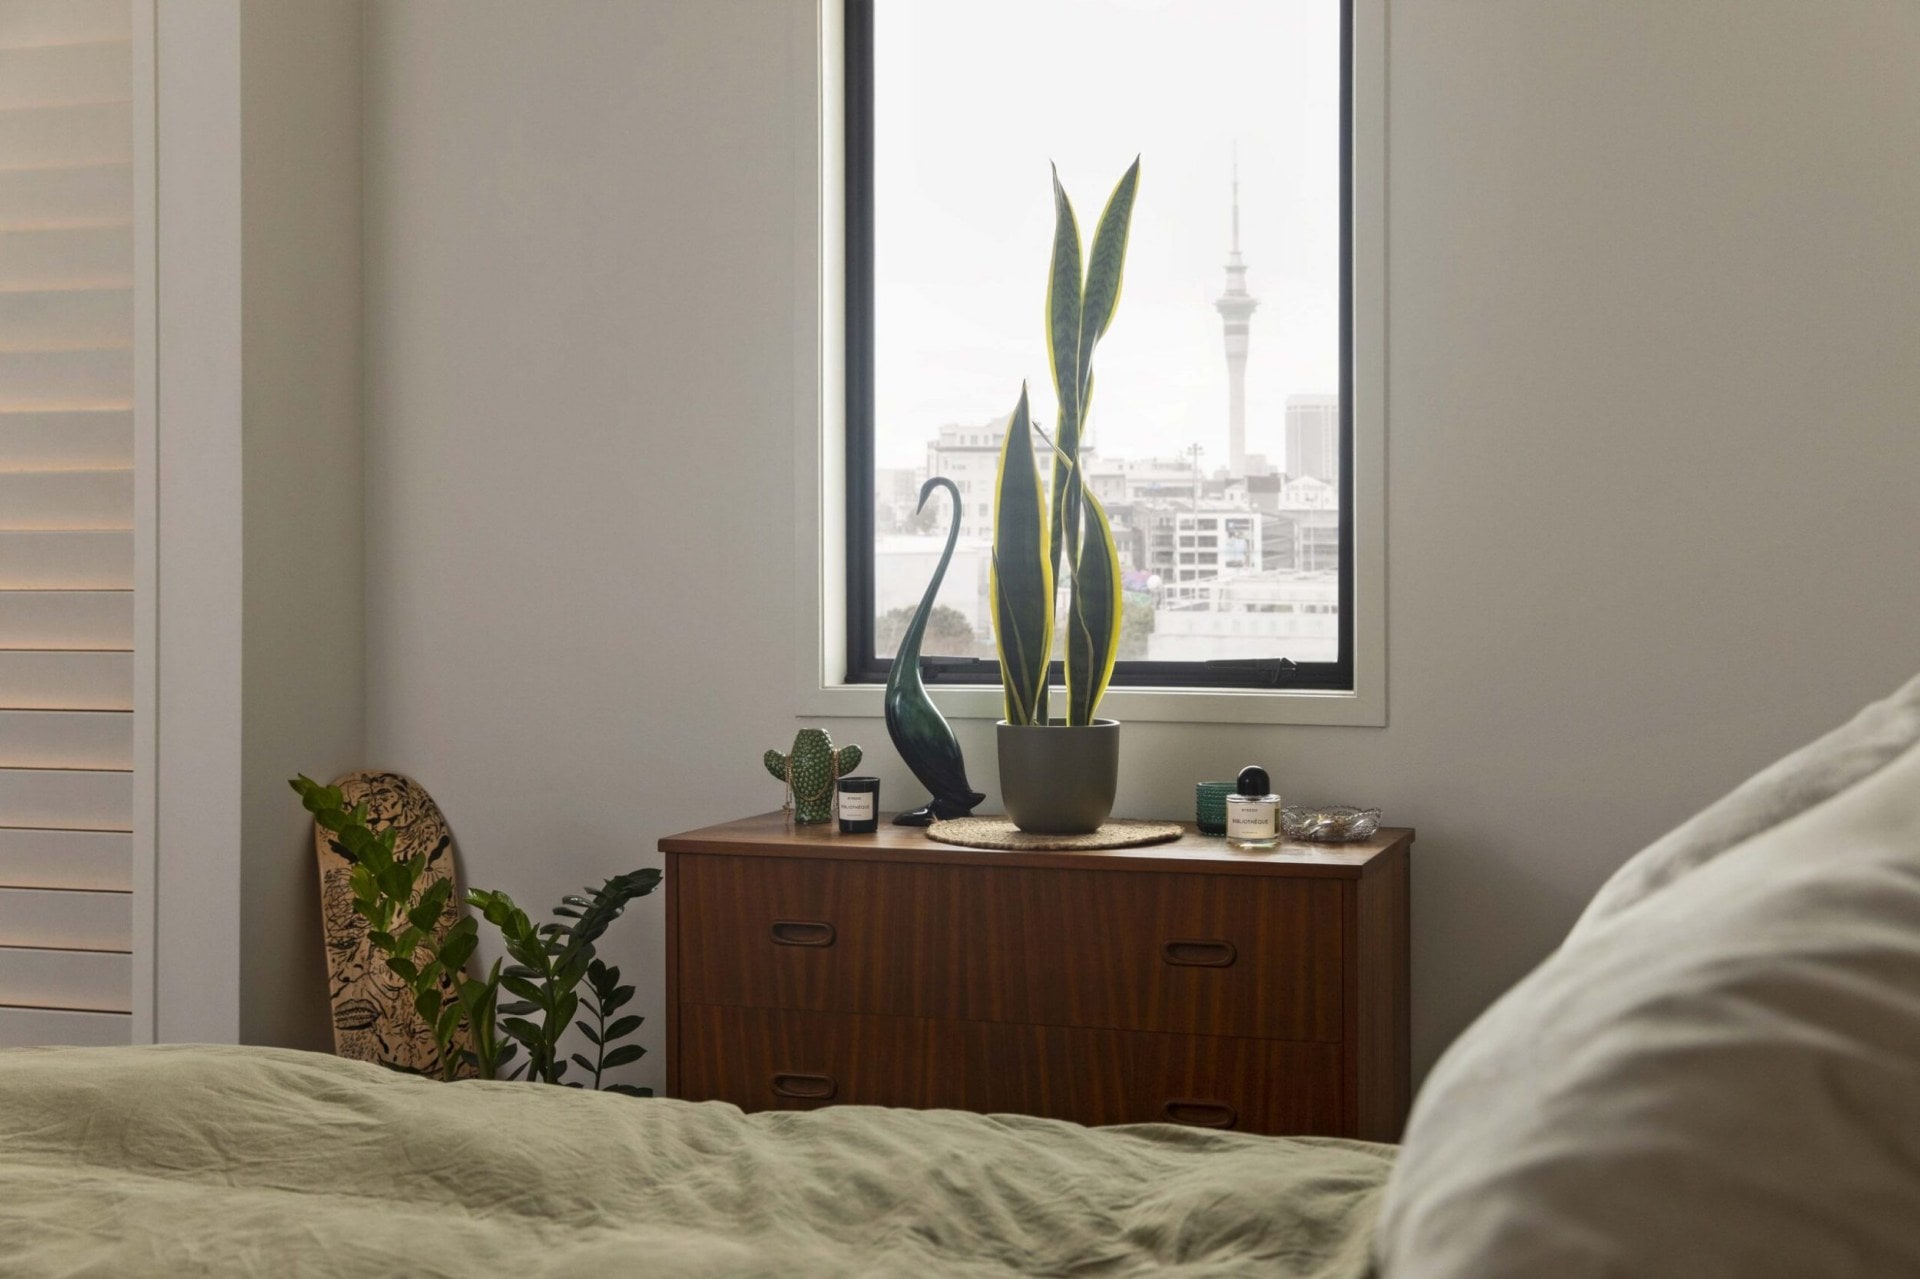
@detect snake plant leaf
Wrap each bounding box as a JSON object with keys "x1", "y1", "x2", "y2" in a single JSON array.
[
  {"x1": 1065, "y1": 481, "x2": 1126, "y2": 726},
  {"x1": 1076, "y1": 156, "x2": 1140, "y2": 411},
  {"x1": 1045, "y1": 165, "x2": 1085, "y2": 600},
  {"x1": 989, "y1": 384, "x2": 1053, "y2": 725}
]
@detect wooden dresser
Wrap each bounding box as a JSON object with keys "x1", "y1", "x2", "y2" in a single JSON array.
[{"x1": 660, "y1": 812, "x2": 1411, "y2": 1140}]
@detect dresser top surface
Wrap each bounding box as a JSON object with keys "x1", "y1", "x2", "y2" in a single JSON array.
[{"x1": 660, "y1": 811, "x2": 1411, "y2": 878}]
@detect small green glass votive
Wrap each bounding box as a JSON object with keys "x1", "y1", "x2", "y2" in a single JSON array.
[{"x1": 1195, "y1": 781, "x2": 1237, "y2": 836}]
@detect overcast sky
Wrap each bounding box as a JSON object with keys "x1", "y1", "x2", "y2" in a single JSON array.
[{"x1": 872, "y1": 0, "x2": 1342, "y2": 470}]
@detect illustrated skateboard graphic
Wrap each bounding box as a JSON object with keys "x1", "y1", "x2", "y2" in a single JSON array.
[{"x1": 313, "y1": 771, "x2": 473, "y2": 1077}]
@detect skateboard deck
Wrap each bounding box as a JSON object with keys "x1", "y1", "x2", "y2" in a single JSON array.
[{"x1": 313, "y1": 770, "x2": 472, "y2": 1077}]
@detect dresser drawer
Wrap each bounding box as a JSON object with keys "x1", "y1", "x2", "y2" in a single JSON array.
[
  {"x1": 981, "y1": 1024, "x2": 1344, "y2": 1134},
  {"x1": 675, "y1": 854, "x2": 1027, "y2": 1022},
  {"x1": 679, "y1": 1005, "x2": 1346, "y2": 1136},
  {"x1": 678, "y1": 1005, "x2": 991, "y2": 1113},
  {"x1": 1020, "y1": 869, "x2": 1344, "y2": 1042},
  {"x1": 1132, "y1": 1030, "x2": 1344, "y2": 1135}
]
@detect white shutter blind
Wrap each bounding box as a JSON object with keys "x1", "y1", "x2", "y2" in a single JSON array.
[{"x1": 0, "y1": 0, "x2": 134, "y2": 1049}]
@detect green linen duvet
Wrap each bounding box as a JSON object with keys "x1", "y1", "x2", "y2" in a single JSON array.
[{"x1": 0, "y1": 1045, "x2": 1390, "y2": 1277}]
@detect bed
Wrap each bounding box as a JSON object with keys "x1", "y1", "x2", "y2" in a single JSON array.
[
  {"x1": 6, "y1": 672, "x2": 1920, "y2": 1277},
  {"x1": 0, "y1": 1044, "x2": 1391, "y2": 1277}
]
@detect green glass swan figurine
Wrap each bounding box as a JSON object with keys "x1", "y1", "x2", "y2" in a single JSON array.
[{"x1": 885, "y1": 477, "x2": 987, "y2": 826}]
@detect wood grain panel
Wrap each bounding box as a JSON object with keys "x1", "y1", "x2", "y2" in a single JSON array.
[
  {"x1": 676, "y1": 854, "x2": 1026, "y2": 1023},
  {"x1": 975, "y1": 1023, "x2": 1137, "y2": 1128},
  {"x1": 1353, "y1": 842, "x2": 1411, "y2": 1141},
  {"x1": 1135, "y1": 1032, "x2": 1344, "y2": 1136},
  {"x1": 678, "y1": 1005, "x2": 983, "y2": 1113},
  {"x1": 661, "y1": 810, "x2": 1405, "y2": 879},
  {"x1": 1021, "y1": 869, "x2": 1343, "y2": 1042}
]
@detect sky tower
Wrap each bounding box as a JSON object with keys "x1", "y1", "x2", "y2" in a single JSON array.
[{"x1": 1214, "y1": 155, "x2": 1259, "y2": 475}]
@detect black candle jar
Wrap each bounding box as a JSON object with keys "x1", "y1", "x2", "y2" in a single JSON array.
[{"x1": 837, "y1": 776, "x2": 880, "y2": 834}]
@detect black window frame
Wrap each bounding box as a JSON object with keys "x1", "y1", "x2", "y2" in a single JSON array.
[{"x1": 843, "y1": 0, "x2": 1354, "y2": 692}]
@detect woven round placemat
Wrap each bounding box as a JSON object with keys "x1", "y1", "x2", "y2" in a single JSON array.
[{"x1": 925, "y1": 816, "x2": 1184, "y2": 851}]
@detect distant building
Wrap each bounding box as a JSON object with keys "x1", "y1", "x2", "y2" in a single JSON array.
[
  {"x1": 1130, "y1": 502, "x2": 1285, "y2": 593},
  {"x1": 874, "y1": 466, "x2": 926, "y2": 533},
  {"x1": 1084, "y1": 455, "x2": 1203, "y2": 506},
  {"x1": 924, "y1": 416, "x2": 1078, "y2": 541},
  {"x1": 1285, "y1": 394, "x2": 1339, "y2": 485},
  {"x1": 1147, "y1": 569, "x2": 1339, "y2": 663},
  {"x1": 873, "y1": 533, "x2": 993, "y2": 646},
  {"x1": 1264, "y1": 474, "x2": 1340, "y2": 572}
]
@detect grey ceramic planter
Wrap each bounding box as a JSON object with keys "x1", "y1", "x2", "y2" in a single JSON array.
[{"x1": 996, "y1": 719, "x2": 1120, "y2": 835}]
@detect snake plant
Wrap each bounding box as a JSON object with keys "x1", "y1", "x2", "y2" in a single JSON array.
[{"x1": 992, "y1": 159, "x2": 1139, "y2": 727}]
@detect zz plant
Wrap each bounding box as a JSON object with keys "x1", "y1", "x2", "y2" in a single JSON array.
[
  {"x1": 993, "y1": 159, "x2": 1139, "y2": 728},
  {"x1": 291, "y1": 775, "x2": 659, "y2": 1091}
]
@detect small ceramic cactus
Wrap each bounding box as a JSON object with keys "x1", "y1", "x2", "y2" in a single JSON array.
[{"x1": 763, "y1": 729, "x2": 862, "y2": 825}]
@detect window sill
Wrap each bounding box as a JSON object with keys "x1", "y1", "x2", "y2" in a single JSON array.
[{"x1": 794, "y1": 681, "x2": 1385, "y2": 727}]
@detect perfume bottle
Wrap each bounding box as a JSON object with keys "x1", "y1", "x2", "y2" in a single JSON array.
[{"x1": 1225, "y1": 764, "x2": 1281, "y2": 849}]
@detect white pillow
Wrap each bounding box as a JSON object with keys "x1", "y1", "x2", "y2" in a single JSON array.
[{"x1": 1377, "y1": 685, "x2": 1920, "y2": 1278}]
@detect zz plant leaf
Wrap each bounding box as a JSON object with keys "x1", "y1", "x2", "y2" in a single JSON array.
[{"x1": 292, "y1": 774, "x2": 662, "y2": 1094}]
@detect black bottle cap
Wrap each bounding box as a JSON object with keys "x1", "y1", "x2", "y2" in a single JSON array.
[{"x1": 1236, "y1": 765, "x2": 1271, "y2": 796}]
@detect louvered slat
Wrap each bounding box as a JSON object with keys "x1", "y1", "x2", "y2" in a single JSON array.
[
  {"x1": 0, "y1": 164, "x2": 130, "y2": 229},
  {"x1": 0, "y1": 411, "x2": 133, "y2": 470},
  {"x1": 0, "y1": 589, "x2": 130, "y2": 647},
  {"x1": 0, "y1": 651, "x2": 131, "y2": 709},
  {"x1": 0, "y1": 828, "x2": 128, "y2": 890},
  {"x1": 0, "y1": 349, "x2": 131, "y2": 411},
  {"x1": 0, "y1": 468, "x2": 131, "y2": 528},
  {"x1": 0, "y1": 1005, "x2": 126, "y2": 1047},
  {"x1": 0, "y1": 886, "x2": 127, "y2": 950},
  {"x1": 0, "y1": 101, "x2": 129, "y2": 171},
  {"x1": 0, "y1": 710, "x2": 128, "y2": 768},
  {"x1": 0, "y1": 41, "x2": 131, "y2": 110},
  {"x1": 0, "y1": 289, "x2": 131, "y2": 348},
  {"x1": 0, "y1": 224, "x2": 132, "y2": 290},
  {"x1": 0, "y1": 532, "x2": 131, "y2": 589},
  {"x1": 0, "y1": 768, "x2": 129, "y2": 831},
  {"x1": 0, "y1": 0, "x2": 132, "y2": 51},
  {"x1": 0, "y1": 944, "x2": 129, "y2": 1011}
]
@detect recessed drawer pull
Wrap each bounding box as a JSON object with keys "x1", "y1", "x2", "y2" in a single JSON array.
[
  {"x1": 1161, "y1": 939, "x2": 1237, "y2": 968},
  {"x1": 770, "y1": 919, "x2": 836, "y2": 948},
  {"x1": 1163, "y1": 1099, "x2": 1238, "y2": 1129},
  {"x1": 770, "y1": 1072, "x2": 837, "y2": 1100}
]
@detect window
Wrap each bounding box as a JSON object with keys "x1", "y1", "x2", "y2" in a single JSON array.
[{"x1": 845, "y1": 0, "x2": 1353, "y2": 691}]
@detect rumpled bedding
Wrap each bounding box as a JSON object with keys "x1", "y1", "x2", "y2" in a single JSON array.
[{"x1": 0, "y1": 1044, "x2": 1392, "y2": 1277}]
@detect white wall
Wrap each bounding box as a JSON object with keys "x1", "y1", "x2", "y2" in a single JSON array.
[
  {"x1": 362, "y1": 0, "x2": 1920, "y2": 1091},
  {"x1": 238, "y1": 0, "x2": 364, "y2": 1050},
  {"x1": 151, "y1": 0, "x2": 362, "y2": 1047}
]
